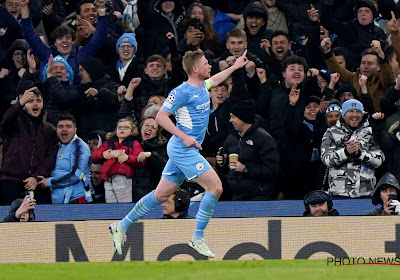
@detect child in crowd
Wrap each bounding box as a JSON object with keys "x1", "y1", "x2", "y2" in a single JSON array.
[{"x1": 92, "y1": 118, "x2": 146, "y2": 203}]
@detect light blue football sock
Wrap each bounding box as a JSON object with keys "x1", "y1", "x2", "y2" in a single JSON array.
[
  {"x1": 118, "y1": 190, "x2": 161, "y2": 233},
  {"x1": 193, "y1": 192, "x2": 219, "y2": 239}
]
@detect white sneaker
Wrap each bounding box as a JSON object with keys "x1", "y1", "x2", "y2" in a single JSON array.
[
  {"x1": 109, "y1": 223, "x2": 126, "y2": 255},
  {"x1": 188, "y1": 237, "x2": 215, "y2": 258}
]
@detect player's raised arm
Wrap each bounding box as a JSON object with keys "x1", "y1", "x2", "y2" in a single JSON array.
[{"x1": 208, "y1": 49, "x2": 249, "y2": 87}]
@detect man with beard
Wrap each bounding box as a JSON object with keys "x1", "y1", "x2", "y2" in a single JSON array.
[
  {"x1": 37, "y1": 113, "x2": 93, "y2": 204},
  {"x1": 303, "y1": 190, "x2": 339, "y2": 216},
  {"x1": 0, "y1": 86, "x2": 58, "y2": 205},
  {"x1": 321, "y1": 99, "x2": 385, "y2": 198},
  {"x1": 110, "y1": 49, "x2": 249, "y2": 258}
]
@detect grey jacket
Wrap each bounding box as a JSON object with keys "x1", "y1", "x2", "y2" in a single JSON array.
[{"x1": 321, "y1": 117, "x2": 385, "y2": 197}]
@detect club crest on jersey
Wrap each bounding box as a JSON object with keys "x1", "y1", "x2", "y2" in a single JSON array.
[{"x1": 196, "y1": 162, "x2": 204, "y2": 170}]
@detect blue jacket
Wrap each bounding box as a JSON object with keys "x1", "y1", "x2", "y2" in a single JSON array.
[
  {"x1": 48, "y1": 135, "x2": 92, "y2": 203},
  {"x1": 21, "y1": 15, "x2": 108, "y2": 85},
  {"x1": 212, "y1": 10, "x2": 235, "y2": 43}
]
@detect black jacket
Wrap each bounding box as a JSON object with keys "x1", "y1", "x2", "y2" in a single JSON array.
[
  {"x1": 277, "y1": 0, "x2": 324, "y2": 40},
  {"x1": 381, "y1": 86, "x2": 400, "y2": 118},
  {"x1": 137, "y1": 0, "x2": 186, "y2": 60},
  {"x1": 18, "y1": 71, "x2": 81, "y2": 126},
  {"x1": 244, "y1": 27, "x2": 273, "y2": 66},
  {"x1": 320, "y1": 0, "x2": 386, "y2": 71},
  {"x1": 284, "y1": 103, "x2": 324, "y2": 199},
  {"x1": 132, "y1": 136, "x2": 168, "y2": 202},
  {"x1": 303, "y1": 208, "x2": 340, "y2": 216},
  {"x1": 371, "y1": 118, "x2": 400, "y2": 184},
  {"x1": 78, "y1": 75, "x2": 120, "y2": 141},
  {"x1": 105, "y1": 57, "x2": 145, "y2": 88},
  {"x1": 132, "y1": 73, "x2": 171, "y2": 121},
  {"x1": 202, "y1": 68, "x2": 250, "y2": 157},
  {"x1": 218, "y1": 123, "x2": 280, "y2": 200}
]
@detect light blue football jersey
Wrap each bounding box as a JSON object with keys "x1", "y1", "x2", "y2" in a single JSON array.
[{"x1": 161, "y1": 81, "x2": 211, "y2": 149}]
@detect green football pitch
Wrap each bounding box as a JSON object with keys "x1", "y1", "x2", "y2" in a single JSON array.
[{"x1": 0, "y1": 260, "x2": 398, "y2": 280}]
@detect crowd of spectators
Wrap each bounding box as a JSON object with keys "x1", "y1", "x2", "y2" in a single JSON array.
[{"x1": 2, "y1": 0, "x2": 400, "y2": 217}]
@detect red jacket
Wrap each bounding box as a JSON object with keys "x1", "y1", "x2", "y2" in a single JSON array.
[{"x1": 92, "y1": 135, "x2": 146, "y2": 181}]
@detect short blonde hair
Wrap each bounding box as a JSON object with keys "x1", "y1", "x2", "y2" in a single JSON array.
[{"x1": 182, "y1": 49, "x2": 204, "y2": 76}]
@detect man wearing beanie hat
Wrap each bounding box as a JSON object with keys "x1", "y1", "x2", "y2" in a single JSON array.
[
  {"x1": 105, "y1": 33, "x2": 144, "y2": 87},
  {"x1": 325, "y1": 101, "x2": 342, "y2": 127},
  {"x1": 78, "y1": 57, "x2": 120, "y2": 141},
  {"x1": 321, "y1": 99, "x2": 385, "y2": 198},
  {"x1": 216, "y1": 99, "x2": 280, "y2": 201},
  {"x1": 321, "y1": 0, "x2": 386, "y2": 71},
  {"x1": 0, "y1": 39, "x2": 30, "y2": 117},
  {"x1": 241, "y1": 2, "x2": 273, "y2": 67}
]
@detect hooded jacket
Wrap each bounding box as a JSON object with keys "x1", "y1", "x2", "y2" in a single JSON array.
[
  {"x1": 3, "y1": 198, "x2": 35, "y2": 222},
  {"x1": 321, "y1": 115, "x2": 385, "y2": 197},
  {"x1": 218, "y1": 123, "x2": 280, "y2": 201},
  {"x1": 368, "y1": 173, "x2": 400, "y2": 215},
  {"x1": 0, "y1": 39, "x2": 30, "y2": 117}
]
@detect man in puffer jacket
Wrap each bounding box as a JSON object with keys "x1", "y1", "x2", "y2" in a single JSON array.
[
  {"x1": 216, "y1": 100, "x2": 280, "y2": 201},
  {"x1": 321, "y1": 99, "x2": 385, "y2": 198}
]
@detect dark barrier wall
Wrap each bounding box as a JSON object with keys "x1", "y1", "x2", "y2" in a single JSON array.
[{"x1": 0, "y1": 199, "x2": 378, "y2": 222}]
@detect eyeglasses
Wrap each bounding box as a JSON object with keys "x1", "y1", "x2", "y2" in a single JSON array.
[
  {"x1": 13, "y1": 52, "x2": 25, "y2": 57},
  {"x1": 117, "y1": 126, "x2": 132, "y2": 130},
  {"x1": 118, "y1": 45, "x2": 134, "y2": 50},
  {"x1": 144, "y1": 123, "x2": 158, "y2": 130}
]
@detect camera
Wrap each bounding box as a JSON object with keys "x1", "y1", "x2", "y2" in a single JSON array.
[{"x1": 389, "y1": 194, "x2": 398, "y2": 201}]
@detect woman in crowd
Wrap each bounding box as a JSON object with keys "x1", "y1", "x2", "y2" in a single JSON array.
[{"x1": 132, "y1": 116, "x2": 168, "y2": 202}]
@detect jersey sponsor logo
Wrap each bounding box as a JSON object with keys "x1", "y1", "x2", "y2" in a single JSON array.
[
  {"x1": 196, "y1": 100, "x2": 210, "y2": 112},
  {"x1": 196, "y1": 162, "x2": 204, "y2": 170}
]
